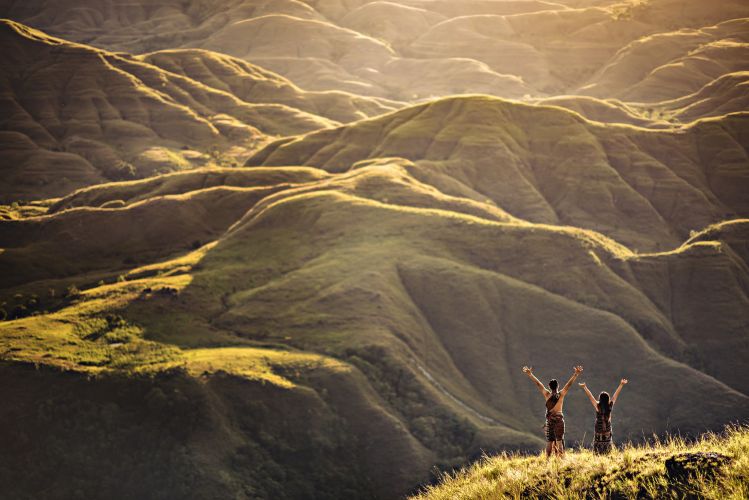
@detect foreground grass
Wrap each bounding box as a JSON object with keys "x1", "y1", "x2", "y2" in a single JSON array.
[{"x1": 413, "y1": 427, "x2": 749, "y2": 500}]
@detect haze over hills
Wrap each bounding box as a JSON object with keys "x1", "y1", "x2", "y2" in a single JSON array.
[
  {"x1": 4, "y1": 0, "x2": 749, "y2": 102},
  {"x1": 0, "y1": 19, "x2": 397, "y2": 202},
  {"x1": 580, "y1": 17, "x2": 749, "y2": 102},
  {"x1": 1, "y1": 1, "x2": 749, "y2": 499}
]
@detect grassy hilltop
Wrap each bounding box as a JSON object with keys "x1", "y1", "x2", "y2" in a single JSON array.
[{"x1": 414, "y1": 426, "x2": 749, "y2": 499}]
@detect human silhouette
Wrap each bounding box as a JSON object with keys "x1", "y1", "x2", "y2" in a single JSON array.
[
  {"x1": 522, "y1": 365, "x2": 583, "y2": 457},
  {"x1": 579, "y1": 378, "x2": 628, "y2": 453}
]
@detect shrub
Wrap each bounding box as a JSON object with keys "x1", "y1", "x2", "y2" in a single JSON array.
[
  {"x1": 112, "y1": 161, "x2": 137, "y2": 180},
  {"x1": 10, "y1": 305, "x2": 28, "y2": 319},
  {"x1": 66, "y1": 285, "x2": 82, "y2": 299}
]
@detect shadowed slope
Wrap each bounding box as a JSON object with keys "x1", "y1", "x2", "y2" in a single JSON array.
[
  {"x1": 134, "y1": 187, "x2": 749, "y2": 445},
  {"x1": 661, "y1": 71, "x2": 749, "y2": 122},
  {"x1": 628, "y1": 221, "x2": 749, "y2": 395},
  {"x1": 0, "y1": 20, "x2": 344, "y2": 202},
  {"x1": 0, "y1": 19, "x2": 220, "y2": 200},
  {"x1": 139, "y1": 49, "x2": 402, "y2": 123},
  {"x1": 686, "y1": 218, "x2": 749, "y2": 263},
  {"x1": 0, "y1": 0, "x2": 324, "y2": 53}
]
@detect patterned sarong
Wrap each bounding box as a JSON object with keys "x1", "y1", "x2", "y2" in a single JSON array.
[
  {"x1": 594, "y1": 434, "x2": 612, "y2": 454},
  {"x1": 593, "y1": 407, "x2": 613, "y2": 453},
  {"x1": 545, "y1": 411, "x2": 565, "y2": 442}
]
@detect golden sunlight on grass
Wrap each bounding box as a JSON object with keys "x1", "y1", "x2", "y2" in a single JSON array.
[{"x1": 414, "y1": 426, "x2": 749, "y2": 500}]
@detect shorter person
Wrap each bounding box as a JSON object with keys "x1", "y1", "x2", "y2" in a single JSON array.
[{"x1": 579, "y1": 378, "x2": 628, "y2": 453}]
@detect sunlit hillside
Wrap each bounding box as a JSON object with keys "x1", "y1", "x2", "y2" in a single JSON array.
[{"x1": 1, "y1": 0, "x2": 748, "y2": 498}]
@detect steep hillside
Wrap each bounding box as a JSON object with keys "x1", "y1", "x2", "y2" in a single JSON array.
[
  {"x1": 247, "y1": 96, "x2": 749, "y2": 251},
  {"x1": 661, "y1": 71, "x2": 749, "y2": 123},
  {"x1": 580, "y1": 17, "x2": 749, "y2": 102},
  {"x1": 140, "y1": 49, "x2": 400, "y2": 123},
  {"x1": 0, "y1": 20, "x2": 373, "y2": 202},
  {"x1": 4, "y1": 0, "x2": 749, "y2": 109}
]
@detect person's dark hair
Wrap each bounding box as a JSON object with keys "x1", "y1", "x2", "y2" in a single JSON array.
[
  {"x1": 598, "y1": 391, "x2": 612, "y2": 414},
  {"x1": 549, "y1": 379, "x2": 558, "y2": 392}
]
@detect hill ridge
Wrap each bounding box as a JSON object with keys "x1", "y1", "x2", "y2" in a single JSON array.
[
  {"x1": 246, "y1": 94, "x2": 749, "y2": 251},
  {"x1": 0, "y1": 19, "x2": 401, "y2": 202}
]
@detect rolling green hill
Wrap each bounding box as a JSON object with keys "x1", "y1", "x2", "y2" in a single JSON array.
[
  {"x1": 2, "y1": 96, "x2": 748, "y2": 498},
  {"x1": 246, "y1": 95, "x2": 749, "y2": 251}
]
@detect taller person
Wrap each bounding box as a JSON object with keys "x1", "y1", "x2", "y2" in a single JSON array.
[{"x1": 522, "y1": 365, "x2": 584, "y2": 457}]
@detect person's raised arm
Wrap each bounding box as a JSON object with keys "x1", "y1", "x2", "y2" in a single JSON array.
[
  {"x1": 612, "y1": 378, "x2": 628, "y2": 404},
  {"x1": 561, "y1": 365, "x2": 584, "y2": 395},
  {"x1": 578, "y1": 382, "x2": 599, "y2": 411},
  {"x1": 522, "y1": 366, "x2": 550, "y2": 398}
]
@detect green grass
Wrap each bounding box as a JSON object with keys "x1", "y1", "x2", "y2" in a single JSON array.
[
  {"x1": 413, "y1": 426, "x2": 749, "y2": 500},
  {"x1": 0, "y1": 275, "x2": 188, "y2": 372},
  {"x1": 182, "y1": 346, "x2": 350, "y2": 387}
]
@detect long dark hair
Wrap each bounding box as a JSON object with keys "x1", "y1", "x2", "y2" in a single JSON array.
[{"x1": 598, "y1": 391, "x2": 612, "y2": 414}]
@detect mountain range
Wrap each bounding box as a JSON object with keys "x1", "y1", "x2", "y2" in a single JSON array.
[{"x1": 1, "y1": 1, "x2": 748, "y2": 498}]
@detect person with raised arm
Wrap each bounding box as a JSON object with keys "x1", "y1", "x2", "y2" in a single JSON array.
[
  {"x1": 522, "y1": 365, "x2": 583, "y2": 458},
  {"x1": 579, "y1": 378, "x2": 628, "y2": 453}
]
